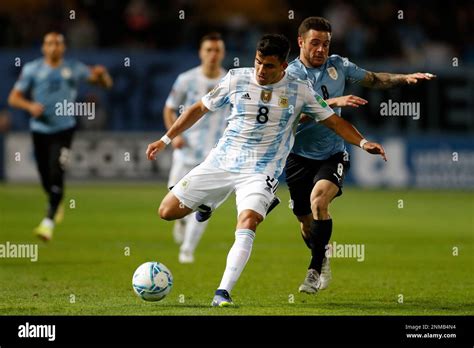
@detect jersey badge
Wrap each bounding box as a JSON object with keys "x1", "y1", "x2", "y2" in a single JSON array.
[
  {"x1": 260, "y1": 90, "x2": 272, "y2": 103},
  {"x1": 327, "y1": 67, "x2": 338, "y2": 80},
  {"x1": 278, "y1": 96, "x2": 289, "y2": 108}
]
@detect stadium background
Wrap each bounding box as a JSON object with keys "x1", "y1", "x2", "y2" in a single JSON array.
[
  {"x1": 0, "y1": 0, "x2": 472, "y2": 187},
  {"x1": 0, "y1": 0, "x2": 473, "y2": 321}
]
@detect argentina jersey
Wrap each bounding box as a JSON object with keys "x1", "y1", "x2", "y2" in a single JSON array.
[
  {"x1": 14, "y1": 58, "x2": 91, "y2": 134},
  {"x1": 201, "y1": 68, "x2": 335, "y2": 178},
  {"x1": 287, "y1": 55, "x2": 368, "y2": 160},
  {"x1": 165, "y1": 66, "x2": 228, "y2": 165}
]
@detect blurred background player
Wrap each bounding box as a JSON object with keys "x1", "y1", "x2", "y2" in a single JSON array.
[
  {"x1": 7, "y1": 32, "x2": 113, "y2": 241},
  {"x1": 146, "y1": 34, "x2": 386, "y2": 307},
  {"x1": 285, "y1": 17, "x2": 435, "y2": 294},
  {"x1": 163, "y1": 32, "x2": 228, "y2": 263}
]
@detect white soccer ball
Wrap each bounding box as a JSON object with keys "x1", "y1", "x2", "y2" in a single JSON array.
[{"x1": 132, "y1": 261, "x2": 173, "y2": 302}]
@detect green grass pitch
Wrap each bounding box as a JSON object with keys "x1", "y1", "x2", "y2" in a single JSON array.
[{"x1": 0, "y1": 183, "x2": 473, "y2": 315}]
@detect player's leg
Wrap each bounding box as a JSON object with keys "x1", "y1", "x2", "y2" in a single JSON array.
[
  {"x1": 46, "y1": 128, "x2": 74, "y2": 223},
  {"x1": 158, "y1": 192, "x2": 193, "y2": 220},
  {"x1": 305, "y1": 152, "x2": 349, "y2": 292},
  {"x1": 167, "y1": 151, "x2": 188, "y2": 244},
  {"x1": 32, "y1": 132, "x2": 55, "y2": 240},
  {"x1": 212, "y1": 174, "x2": 274, "y2": 307},
  {"x1": 178, "y1": 216, "x2": 208, "y2": 263}
]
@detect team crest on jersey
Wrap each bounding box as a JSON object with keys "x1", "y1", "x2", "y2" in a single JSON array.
[
  {"x1": 260, "y1": 90, "x2": 272, "y2": 103},
  {"x1": 278, "y1": 96, "x2": 289, "y2": 108},
  {"x1": 327, "y1": 67, "x2": 338, "y2": 80},
  {"x1": 61, "y1": 67, "x2": 72, "y2": 79}
]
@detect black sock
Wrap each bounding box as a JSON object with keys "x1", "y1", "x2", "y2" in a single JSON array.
[
  {"x1": 46, "y1": 185, "x2": 63, "y2": 219},
  {"x1": 301, "y1": 233, "x2": 312, "y2": 250},
  {"x1": 308, "y1": 219, "x2": 333, "y2": 273}
]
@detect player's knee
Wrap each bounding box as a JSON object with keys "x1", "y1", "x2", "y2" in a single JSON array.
[
  {"x1": 237, "y1": 210, "x2": 263, "y2": 231},
  {"x1": 158, "y1": 204, "x2": 176, "y2": 221},
  {"x1": 310, "y1": 195, "x2": 330, "y2": 218}
]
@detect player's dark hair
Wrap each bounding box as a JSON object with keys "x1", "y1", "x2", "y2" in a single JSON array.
[
  {"x1": 256, "y1": 34, "x2": 290, "y2": 62},
  {"x1": 199, "y1": 32, "x2": 223, "y2": 47},
  {"x1": 298, "y1": 17, "x2": 332, "y2": 37}
]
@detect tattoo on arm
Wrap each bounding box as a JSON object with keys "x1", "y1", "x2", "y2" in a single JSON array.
[{"x1": 361, "y1": 71, "x2": 407, "y2": 89}]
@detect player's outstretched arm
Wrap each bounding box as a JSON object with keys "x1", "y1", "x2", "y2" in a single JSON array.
[
  {"x1": 326, "y1": 95, "x2": 368, "y2": 108},
  {"x1": 146, "y1": 100, "x2": 209, "y2": 160},
  {"x1": 320, "y1": 114, "x2": 387, "y2": 161},
  {"x1": 360, "y1": 71, "x2": 436, "y2": 89},
  {"x1": 7, "y1": 89, "x2": 44, "y2": 118},
  {"x1": 88, "y1": 65, "x2": 113, "y2": 89},
  {"x1": 163, "y1": 106, "x2": 185, "y2": 149}
]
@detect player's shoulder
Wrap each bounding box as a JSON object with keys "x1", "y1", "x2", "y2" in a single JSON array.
[
  {"x1": 177, "y1": 66, "x2": 201, "y2": 81},
  {"x1": 228, "y1": 67, "x2": 254, "y2": 77},
  {"x1": 326, "y1": 54, "x2": 351, "y2": 68},
  {"x1": 286, "y1": 58, "x2": 308, "y2": 79},
  {"x1": 22, "y1": 58, "x2": 43, "y2": 72}
]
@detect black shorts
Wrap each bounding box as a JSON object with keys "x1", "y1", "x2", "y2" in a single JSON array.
[{"x1": 284, "y1": 152, "x2": 350, "y2": 216}]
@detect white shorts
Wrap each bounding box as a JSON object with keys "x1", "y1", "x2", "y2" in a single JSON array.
[
  {"x1": 171, "y1": 162, "x2": 278, "y2": 218},
  {"x1": 167, "y1": 151, "x2": 199, "y2": 188}
]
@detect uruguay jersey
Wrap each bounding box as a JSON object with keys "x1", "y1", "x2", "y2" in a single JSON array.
[
  {"x1": 287, "y1": 55, "x2": 368, "y2": 160},
  {"x1": 165, "y1": 66, "x2": 228, "y2": 165},
  {"x1": 201, "y1": 68, "x2": 335, "y2": 178},
  {"x1": 14, "y1": 58, "x2": 91, "y2": 134}
]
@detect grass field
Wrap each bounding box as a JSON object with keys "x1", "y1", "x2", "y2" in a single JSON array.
[{"x1": 0, "y1": 183, "x2": 473, "y2": 315}]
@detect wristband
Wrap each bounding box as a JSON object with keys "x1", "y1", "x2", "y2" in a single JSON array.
[
  {"x1": 360, "y1": 139, "x2": 368, "y2": 149},
  {"x1": 160, "y1": 135, "x2": 172, "y2": 145}
]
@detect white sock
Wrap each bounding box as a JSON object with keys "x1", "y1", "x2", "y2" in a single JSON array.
[
  {"x1": 218, "y1": 229, "x2": 255, "y2": 293},
  {"x1": 180, "y1": 215, "x2": 208, "y2": 254},
  {"x1": 41, "y1": 217, "x2": 54, "y2": 228}
]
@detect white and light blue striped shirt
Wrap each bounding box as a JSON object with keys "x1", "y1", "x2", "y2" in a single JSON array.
[
  {"x1": 201, "y1": 68, "x2": 335, "y2": 178},
  {"x1": 166, "y1": 66, "x2": 228, "y2": 165}
]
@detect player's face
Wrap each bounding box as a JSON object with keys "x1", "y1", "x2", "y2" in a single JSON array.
[
  {"x1": 199, "y1": 40, "x2": 225, "y2": 68},
  {"x1": 42, "y1": 33, "x2": 66, "y2": 61},
  {"x1": 254, "y1": 52, "x2": 288, "y2": 85},
  {"x1": 298, "y1": 30, "x2": 331, "y2": 67}
]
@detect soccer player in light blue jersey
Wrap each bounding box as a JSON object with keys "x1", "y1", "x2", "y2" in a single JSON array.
[
  {"x1": 146, "y1": 34, "x2": 386, "y2": 307},
  {"x1": 285, "y1": 17, "x2": 436, "y2": 294},
  {"x1": 163, "y1": 33, "x2": 228, "y2": 264},
  {"x1": 8, "y1": 32, "x2": 113, "y2": 241}
]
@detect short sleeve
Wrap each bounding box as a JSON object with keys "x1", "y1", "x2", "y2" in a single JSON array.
[
  {"x1": 165, "y1": 74, "x2": 187, "y2": 110},
  {"x1": 201, "y1": 72, "x2": 231, "y2": 111},
  {"x1": 13, "y1": 65, "x2": 34, "y2": 93},
  {"x1": 342, "y1": 57, "x2": 368, "y2": 83},
  {"x1": 74, "y1": 61, "x2": 91, "y2": 82},
  {"x1": 301, "y1": 83, "x2": 335, "y2": 122}
]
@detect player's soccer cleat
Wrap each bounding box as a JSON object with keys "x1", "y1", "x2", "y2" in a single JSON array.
[
  {"x1": 34, "y1": 219, "x2": 54, "y2": 242},
  {"x1": 211, "y1": 289, "x2": 234, "y2": 307},
  {"x1": 298, "y1": 269, "x2": 320, "y2": 294},
  {"x1": 172, "y1": 219, "x2": 186, "y2": 244},
  {"x1": 266, "y1": 196, "x2": 281, "y2": 215},
  {"x1": 54, "y1": 203, "x2": 64, "y2": 224},
  {"x1": 178, "y1": 250, "x2": 194, "y2": 264},
  {"x1": 318, "y1": 257, "x2": 332, "y2": 290},
  {"x1": 195, "y1": 204, "x2": 212, "y2": 222}
]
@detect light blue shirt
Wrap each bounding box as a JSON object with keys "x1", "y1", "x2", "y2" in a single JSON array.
[
  {"x1": 287, "y1": 55, "x2": 368, "y2": 160},
  {"x1": 14, "y1": 58, "x2": 91, "y2": 134}
]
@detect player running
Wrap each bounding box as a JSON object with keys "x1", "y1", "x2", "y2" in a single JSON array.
[
  {"x1": 8, "y1": 32, "x2": 113, "y2": 241},
  {"x1": 163, "y1": 33, "x2": 228, "y2": 264},
  {"x1": 146, "y1": 34, "x2": 386, "y2": 307},
  {"x1": 285, "y1": 17, "x2": 436, "y2": 294}
]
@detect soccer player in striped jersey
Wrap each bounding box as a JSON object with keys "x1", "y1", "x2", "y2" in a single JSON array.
[
  {"x1": 163, "y1": 33, "x2": 228, "y2": 264},
  {"x1": 146, "y1": 34, "x2": 386, "y2": 307},
  {"x1": 286, "y1": 17, "x2": 436, "y2": 294},
  {"x1": 8, "y1": 32, "x2": 113, "y2": 241}
]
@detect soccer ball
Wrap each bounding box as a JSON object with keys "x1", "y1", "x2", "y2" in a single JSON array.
[{"x1": 132, "y1": 261, "x2": 173, "y2": 301}]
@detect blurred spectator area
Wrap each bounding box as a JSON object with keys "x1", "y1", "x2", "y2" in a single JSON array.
[{"x1": 0, "y1": 0, "x2": 472, "y2": 133}]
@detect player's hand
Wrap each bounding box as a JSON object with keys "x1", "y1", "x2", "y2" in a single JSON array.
[
  {"x1": 299, "y1": 114, "x2": 312, "y2": 123},
  {"x1": 28, "y1": 102, "x2": 44, "y2": 118},
  {"x1": 146, "y1": 140, "x2": 166, "y2": 160},
  {"x1": 362, "y1": 142, "x2": 387, "y2": 161},
  {"x1": 328, "y1": 95, "x2": 368, "y2": 108},
  {"x1": 91, "y1": 65, "x2": 107, "y2": 75},
  {"x1": 405, "y1": 72, "x2": 436, "y2": 85},
  {"x1": 171, "y1": 135, "x2": 186, "y2": 149}
]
